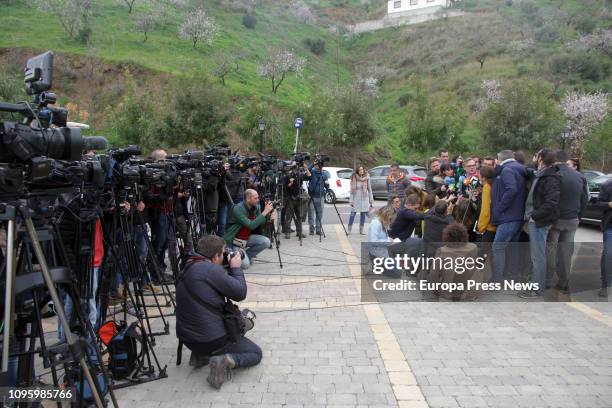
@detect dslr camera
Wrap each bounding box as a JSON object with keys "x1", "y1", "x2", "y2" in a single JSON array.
[{"x1": 223, "y1": 247, "x2": 245, "y2": 267}]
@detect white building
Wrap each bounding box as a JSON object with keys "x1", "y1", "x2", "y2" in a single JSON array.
[{"x1": 387, "y1": 0, "x2": 456, "y2": 17}]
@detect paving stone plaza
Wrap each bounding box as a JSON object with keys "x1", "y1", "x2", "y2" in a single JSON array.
[{"x1": 109, "y1": 221, "x2": 612, "y2": 408}]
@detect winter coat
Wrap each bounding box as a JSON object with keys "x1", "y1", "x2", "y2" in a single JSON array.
[
  {"x1": 529, "y1": 165, "x2": 561, "y2": 228},
  {"x1": 491, "y1": 159, "x2": 528, "y2": 225},
  {"x1": 556, "y1": 164, "x2": 588, "y2": 220},
  {"x1": 350, "y1": 176, "x2": 374, "y2": 213},
  {"x1": 175, "y1": 260, "x2": 247, "y2": 344}
]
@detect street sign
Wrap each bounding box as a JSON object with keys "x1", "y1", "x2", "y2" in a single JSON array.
[{"x1": 294, "y1": 117, "x2": 303, "y2": 129}]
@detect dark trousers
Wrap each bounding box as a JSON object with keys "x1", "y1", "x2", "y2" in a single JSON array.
[
  {"x1": 284, "y1": 197, "x2": 303, "y2": 234},
  {"x1": 185, "y1": 337, "x2": 262, "y2": 369}
]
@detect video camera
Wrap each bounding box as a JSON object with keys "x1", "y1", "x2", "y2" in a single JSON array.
[{"x1": 0, "y1": 51, "x2": 108, "y2": 195}]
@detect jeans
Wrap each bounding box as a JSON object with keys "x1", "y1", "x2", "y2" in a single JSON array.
[
  {"x1": 528, "y1": 222, "x2": 551, "y2": 293},
  {"x1": 601, "y1": 227, "x2": 612, "y2": 289},
  {"x1": 491, "y1": 221, "x2": 523, "y2": 283},
  {"x1": 283, "y1": 197, "x2": 303, "y2": 235},
  {"x1": 546, "y1": 218, "x2": 579, "y2": 290},
  {"x1": 348, "y1": 211, "x2": 367, "y2": 228},
  {"x1": 133, "y1": 225, "x2": 150, "y2": 283},
  {"x1": 152, "y1": 213, "x2": 172, "y2": 271},
  {"x1": 59, "y1": 267, "x2": 100, "y2": 345},
  {"x1": 186, "y1": 336, "x2": 262, "y2": 369},
  {"x1": 237, "y1": 234, "x2": 271, "y2": 269},
  {"x1": 308, "y1": 196, "x2": 324, "y2": 233},
  {"x1": 217, "y1": 203, "x2": 230, "y2": 237},
  {"x1": 175, "y1": 215, "x2": 194, "y2": 253}
]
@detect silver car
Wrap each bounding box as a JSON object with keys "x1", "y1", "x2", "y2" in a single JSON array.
[{"x1": 368, "y1": 165, "x2": 428, "y2": 199}]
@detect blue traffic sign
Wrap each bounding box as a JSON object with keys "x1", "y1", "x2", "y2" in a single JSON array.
[{"x1": 295, "y1": 118, "x2": 303, "y2": 129}]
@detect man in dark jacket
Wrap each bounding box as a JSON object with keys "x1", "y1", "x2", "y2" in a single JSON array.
[
  {"x1": 423, "y1": 199, "x2": 455, "y2": 256},
  {"x1": 519, "y1": 149, "x2": 561, "y2": 298},
  {"x1": 425, "y1": 158, "x2": 444, "y2": 197},
  {"x1": 307, "y1": 160, "x2": 329, "y2": 235},
  {"x1": 388, "y1": 194, "x2": 429, "y2": 241},
  {"x1": 176, "y1": 235, "x2": 262, "y2": 389},
  {"x1": 545, "y1": 150, "x2": 588, "y2": 293},
  {"x1": 491, "y1": 150, "x2": 528, "y2": 282},
  {"x1": 596, "y1": 179, "x2": 612, "y2": 297}
]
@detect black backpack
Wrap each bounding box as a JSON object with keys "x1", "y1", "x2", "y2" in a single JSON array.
[{"x1": 100, "y1": 321, "x2": 143, "y2": 379}]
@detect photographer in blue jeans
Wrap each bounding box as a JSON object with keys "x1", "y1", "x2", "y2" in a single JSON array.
[{"x1": 596, "y1": 179, "x2": 612, "y2": 298}]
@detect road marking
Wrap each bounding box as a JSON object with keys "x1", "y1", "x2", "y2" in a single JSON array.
[
  {"x1": 567, "y1": 302, "x2": 612, "y2": 328},
  {"x1": 334, "y1": 225, "x2": 429, "y2": 408}
]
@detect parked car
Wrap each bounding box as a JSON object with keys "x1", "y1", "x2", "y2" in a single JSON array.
[
  {"x1": 368, "y1": 165, "x2": 428, "y2": 199},
  {"x1": 318, "y1": 167, "x2": 353, "y2": 204},
  {"x1": 583, "y1": 170, "x2": 605, "y2": 182},
  {"x1": 581, "y1": 174, "x2": 612, "y2": 226}
]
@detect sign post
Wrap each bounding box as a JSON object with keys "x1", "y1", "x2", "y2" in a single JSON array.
[{"x1": 293, "y1": 117, "x2": 303, "y2": 154}]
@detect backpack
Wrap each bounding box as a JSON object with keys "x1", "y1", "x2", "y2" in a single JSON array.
[
  {"x1": 63, "y1": 365, "x2": 108, "y2": 406},
  {"x1": 99, "y1": 320, "x2": 143, "y2": 380}
]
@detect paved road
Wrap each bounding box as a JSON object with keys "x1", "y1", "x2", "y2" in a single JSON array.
[{"x1": 103, "y1": 225, "x2": 612, "y2": 408}]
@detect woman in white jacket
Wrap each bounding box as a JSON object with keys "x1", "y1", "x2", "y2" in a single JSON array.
[{"x1": 348, "y1": 165, "x2": 374, "y2": 235}]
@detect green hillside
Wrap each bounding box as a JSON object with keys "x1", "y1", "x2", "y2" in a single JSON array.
[{"x1": 0, "y1": 0, "x2": 610, "y2": 167}]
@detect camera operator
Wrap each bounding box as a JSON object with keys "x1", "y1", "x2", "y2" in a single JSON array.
[
  {"x1": 282, "y1": 161, "x2": 310, "y2": 239},
  {"x1": 224, "y1": 189, "x2": 273, "y2": 269},
  {"x1": 245, "y1": 162, "x2": 260, "y2": 191},
  {"x1": 218, "y1": 162, "x2": 246, "y2": 237},
  {"x1": 174, "y1": 185, "x2": 194, "y2": 255},
  {"x1": 176, "y1": 235, "x2": 262, "y2": 389},
  {"x1": 307, "y1": 158, "x2": 329, "y2": 236},
  {"x1": 146, "y1": 149, "x2": 174, "y2": 281}
]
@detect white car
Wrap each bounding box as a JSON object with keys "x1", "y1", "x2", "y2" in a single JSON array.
[{"x1": 321, "y1": 167, "x2": 353, "y2": 204}]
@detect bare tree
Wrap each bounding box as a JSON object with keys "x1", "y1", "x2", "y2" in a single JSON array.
[
  {"x1": 178, "y1": 8, "x2": 218, "y2": 49},
  {"x1": 213, "y1": 56, "x2": 239, "y2": 86},
  {"x1": 134, "y1": 10, "x2": 161, "y2": 42},
  {"x1": 256, "y1": 48, "x2": 306, "y2": 94},
  {"x1": 29, "y1": 0, "x2": 94, "y2": 39},
  {"x1": 117, "y1": 0, "x2": 137, "y2": 13}
]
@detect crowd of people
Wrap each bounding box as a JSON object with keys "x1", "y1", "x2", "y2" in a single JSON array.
[{"x1": 358, "y1": 149, "x2": 612, "y2": 299}]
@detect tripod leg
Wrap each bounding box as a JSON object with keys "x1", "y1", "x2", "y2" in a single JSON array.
[
  {"x1": 2, "y1": 217, "x2": 16, "y2": 373},
  {"x1": 23, "y1": 216, "x2": 104, "y2": 408}
]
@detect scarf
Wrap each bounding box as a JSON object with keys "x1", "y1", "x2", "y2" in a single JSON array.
[{"x1": 351, "y1": 175, "x2": 369, "y2": 193}]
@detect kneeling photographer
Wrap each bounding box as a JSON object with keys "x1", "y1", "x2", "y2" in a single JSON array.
[
  {"x1": 224, "y1": 189, "x2": 273, "y2": 269},
  {"x1": 176, "y1": 235, "x2": 262, "y2": 389}
]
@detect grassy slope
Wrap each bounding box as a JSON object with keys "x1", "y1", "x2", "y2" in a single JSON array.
[
  {"x1": 0, "y1": 0, "x2": 352, "y2": 107},
  {"x1": 346, "y1": 0, "x2": 611, "y2": 162}
]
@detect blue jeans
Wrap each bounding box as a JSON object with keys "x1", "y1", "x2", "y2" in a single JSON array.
[
  {"x1": 528, "y1": 222, "x2": 551, "y2": 293},
  {"x1": 134, "y1": 225, "x2": 149, "y2": 283},
  {"x1": 153, "y1": 213, "x2": 172, "y2": 271},
  {"x1": 348, "y1": 211, "x2": 367, "y2": 228},
  {"x1": 602, "y1": 227, "x2": 612, "y2": 289},
  {"x1": 491, "y1": 221, "x2": 523, "y2": 283},
  {"x1": 186, "y1": 336, "x2": 262, "y2": 369},
  {"x1": 59, "y1": 267, "x2": 100, "y2": 346},
  {"x1": 236, "y1": 234, "x2": 271, "y2": 269},
  {"x1": 308, "y1": 196, "x2": 324, "y2": 233},
  {"x1": 217, "y1": 203, "x2": 230, "y2": 237}
]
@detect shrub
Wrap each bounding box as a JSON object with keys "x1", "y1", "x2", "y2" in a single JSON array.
[
  {"x1": 304, "y1": 38, "x2": 326, "y2": 55},
  {"x1": 242, "y1": 13, "x2": 256, "y2": 29}
]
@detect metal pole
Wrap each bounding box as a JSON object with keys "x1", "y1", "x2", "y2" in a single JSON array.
[
  {"x1": 1, "y1": 218, "x2": 16, "y2": 373},
  {"x1": 293, "y1": 128, "x2": 301, "y2": 155},
  {"x1": 259, "y1": 130, "x2": 264, "y2": 153},
  {"x1": 23, "y1": 216, "x2": 104, "y2": 408}
]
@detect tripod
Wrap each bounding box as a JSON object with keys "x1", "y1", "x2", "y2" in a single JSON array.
[
  {"x1": 326, "y1": 187, "x2": 349, "y2": 237},
  {"x1": 1, "y1": 201, "x2": 117, "y2": 408}
]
